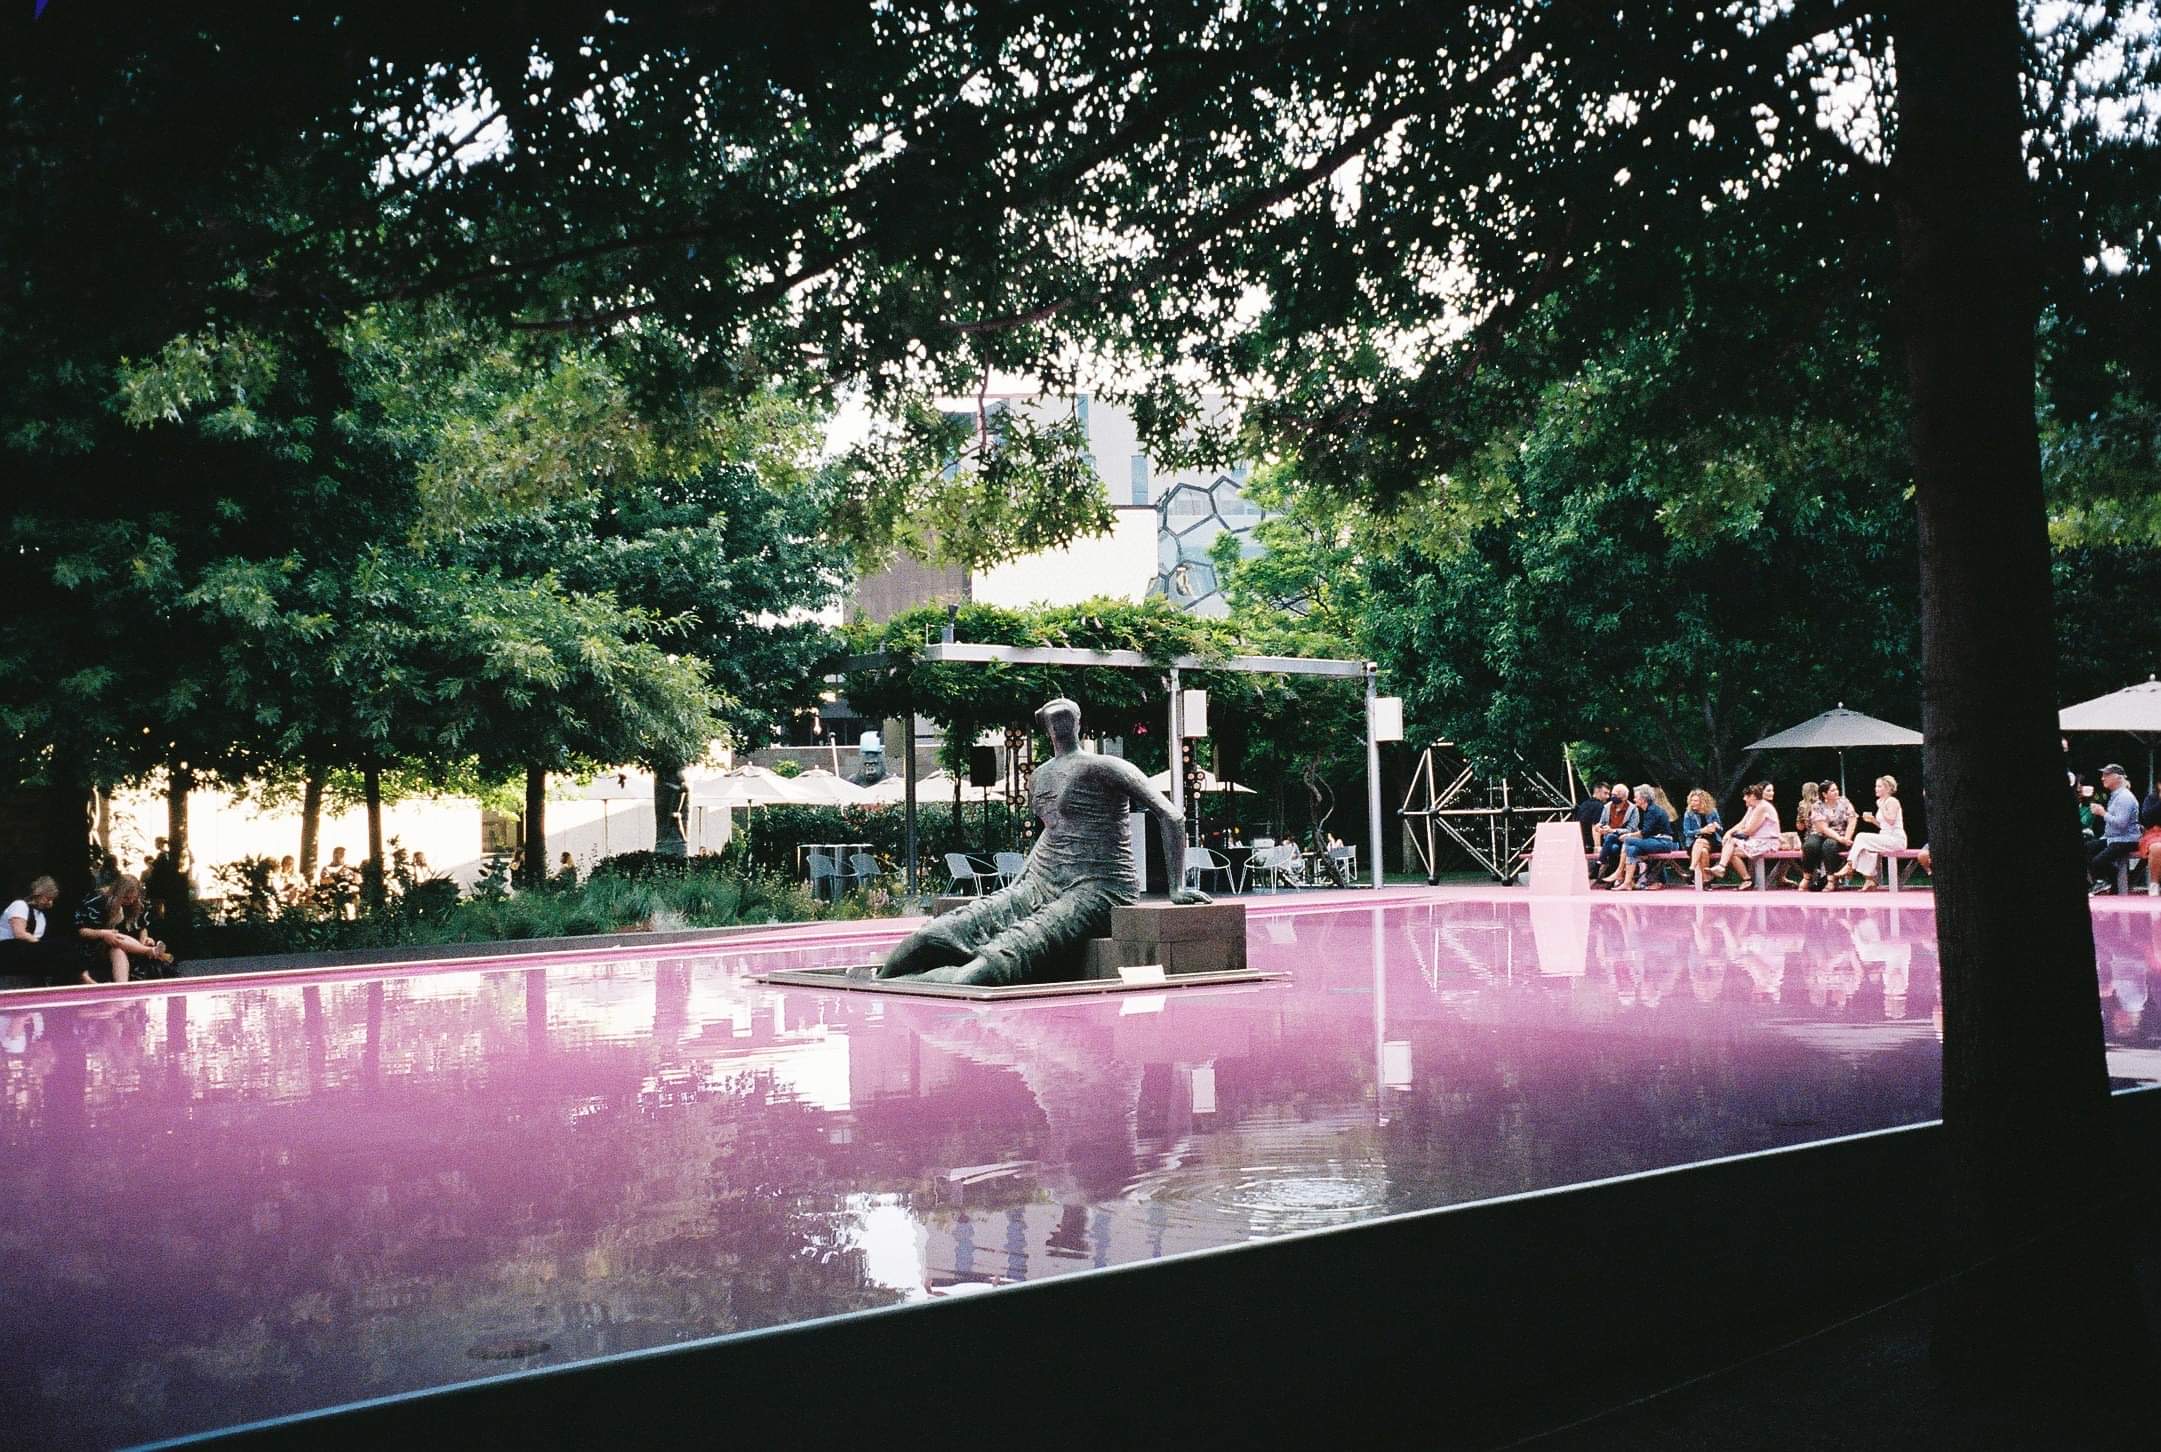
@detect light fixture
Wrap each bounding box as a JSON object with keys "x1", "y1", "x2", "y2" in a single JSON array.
[
  {"x1": 1181, "y1": 689, "x2": 1209, "y2": 738},
  {"x1": 1372, "y1": 697, "x2": 1404, "y2": 743}
]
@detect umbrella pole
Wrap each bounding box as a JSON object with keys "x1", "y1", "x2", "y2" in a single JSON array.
[{"x1": 1839, "y1": 750, "x2": 1846, "y2": 799}]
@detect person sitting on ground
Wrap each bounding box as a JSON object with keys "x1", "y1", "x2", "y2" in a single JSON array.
[
  {"x1": 72, "y1": 874, "x2": 170, "y2": 985},
  {"x1": 2084, "y1": 763, "x2": 2141, "y2": 894},
  {"x1": 1682, "y1": 790, "x2": 1724, "y2": 882},
  {"x1": 554, "y1": 851, "x2": 578, "y2": 890},
  {"x1": 1802, "y1": 780, "x2": 1858, "y2": 891},
  {"x1": 411, "y1": 851, "x2": 432, "y2": 878},
  {"x1": 0, "y1": 876, "x2": 60, "y2": 980},
  {"x1": 1570, "y1": 783, "x2": 1610, "y2": 850},
  {"x1": 1834, "y1": 775, "x2": 1909, "y2": 891},
  {"x1": 1615, "y1": 786, "x2": 1680, "y2": 891},
  {"x1": 1714, "y1": 784, "x2": 1782, "y2": 887},
  {"x1": 273, "y1": 854, "x2": 303, "y2": 904},
  {"x1": 1595, "y1": 783, "x2": 1638, "y2": 885},
  {"x1": 319, "y1": 846, "x2": 354, "y2": 889}
]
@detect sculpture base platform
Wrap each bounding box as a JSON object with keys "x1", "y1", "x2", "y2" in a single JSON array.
[
  {"x1": 767, "y1": 899, "x2": 1263, "y2": 999},
  {"x1": 750, "y1": 963, "x2": 1285, "y2": 1001}
]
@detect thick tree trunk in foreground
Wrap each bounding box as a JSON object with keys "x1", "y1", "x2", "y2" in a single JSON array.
[
  {"x1": 1892, "y1": 0, "x2": 2150, "y2": 1386},
  {"x1": 298, "y1": 765, "x2": 326, "y2": 880},
  {"x1": 652, "y1": 756, "x2": 688, "y2": 858},
  {"x1": 361, "y1": 762, "x2": 386, "y2": 909}
]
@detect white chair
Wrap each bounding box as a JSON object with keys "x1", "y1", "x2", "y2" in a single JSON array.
[
  {"x1": 944, "y1": 853, "x2": 1000, "y2": 895},
  {"x1": 1250, "y1": 844, "x2": 1305, "y2": 892},
  {"x1": 1184, "y1": 846, "x2": 1240, "y2": 895},
  {"x1": 993, "y1": 851, "x2": 1027, "y2": 887}
]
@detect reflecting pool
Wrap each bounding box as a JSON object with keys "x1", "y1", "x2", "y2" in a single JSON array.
[{"x1": 0, "y1": 892, "x2": 2154, "y2": 1446}]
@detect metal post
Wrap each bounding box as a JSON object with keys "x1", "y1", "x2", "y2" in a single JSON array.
[
  {"x1": 1365, "y1": 664, "x2": 1384, "y2": 890},
  {"x1": 903, "y1": 699, "x2": 919, "y2": 896},
  {"x1": 1167, "y1": 667, "x2": 1185, "y2": 821}
]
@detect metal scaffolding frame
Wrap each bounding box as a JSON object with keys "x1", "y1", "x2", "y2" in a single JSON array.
[{"x1": 1398, "y1": 742, "x2": 1573, "y2": 884}]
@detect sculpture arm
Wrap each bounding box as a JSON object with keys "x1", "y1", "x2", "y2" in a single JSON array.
[{"x1": 1097, "y1": 758, "x2": 1210, "y2": 904}]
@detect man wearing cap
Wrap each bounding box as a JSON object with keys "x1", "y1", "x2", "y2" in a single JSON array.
[{"x1": 2087, "y1": 763, "x2": 2141, "y2": 894}]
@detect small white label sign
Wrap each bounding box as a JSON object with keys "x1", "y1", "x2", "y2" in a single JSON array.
[{"x1": 1118, "y1": 963, "x2": 1167, "y2": 985}]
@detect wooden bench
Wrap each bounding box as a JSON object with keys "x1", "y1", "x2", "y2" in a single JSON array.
[
  {"x1": 1586, "y1": 848, "x2": 1705, "y2": 889},
  {"x1": 2106, "y1": 854, "x2": 2156, "y2": 897},
  {"x1": 1586, "y1": 846, "x2": 1931, "y2": 892}
]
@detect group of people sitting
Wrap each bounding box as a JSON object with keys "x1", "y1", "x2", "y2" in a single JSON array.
[
  {"x1": 1, "y1": 870, "x2": 178, "y2": 987},
  {"x1": 1573, "y1": 776, "x2": 1914, "y2": 892}
]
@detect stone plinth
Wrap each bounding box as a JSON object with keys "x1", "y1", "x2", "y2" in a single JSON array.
[
  {"x1": 1527, "y1": 821, "x2": 1592, "y2": 897},
  {"x1": 1083, "y1": 900, "x2": 1248, "y2": 978}
]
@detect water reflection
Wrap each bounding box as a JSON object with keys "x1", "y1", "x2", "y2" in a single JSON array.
[{"x1": 0, "y1": 897, "x2": 2150, "y2": 1445}]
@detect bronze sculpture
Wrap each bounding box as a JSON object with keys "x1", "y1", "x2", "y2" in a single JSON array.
[{"x1": 879, "y1": 697, "x2": 1210, "y2": 985}]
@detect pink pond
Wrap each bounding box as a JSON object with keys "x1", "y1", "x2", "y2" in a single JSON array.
[{"x1": 1, "y1": 889, "x2": 2156, "y2": 1447}]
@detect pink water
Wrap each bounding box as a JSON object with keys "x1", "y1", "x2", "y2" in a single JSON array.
[{"x1": 1, "y1": 892, "x2": 2155, "y2": 1447}]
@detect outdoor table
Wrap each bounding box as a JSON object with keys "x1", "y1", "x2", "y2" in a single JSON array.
[{"x1": 797, "y1": 842, "x2": 873, "y2": 898}]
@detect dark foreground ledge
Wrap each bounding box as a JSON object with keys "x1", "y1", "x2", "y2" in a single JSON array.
[{"x1": 157, "y1": 1087, "x2": 2161, "y2": 1451}]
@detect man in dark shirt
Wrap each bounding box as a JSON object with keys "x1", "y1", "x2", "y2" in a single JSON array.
[{"x1": 1570, "y1": 783, "x2": 1611, "y2": 849}]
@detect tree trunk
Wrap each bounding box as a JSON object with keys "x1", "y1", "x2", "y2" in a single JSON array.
[
  {"x1": 1892, "y1": 1, "x2": 2149, "y2": 1387},
  {"x1": 164, "y1": 764, "x2": 194, "y2": 953},
  {"x1": 362, "y1": 761, "x2": 386, "y2": 909},
  {"x1": 652, "y1": 755, "x2": 688, "y2": 858},
  {"x1": 298, "y1": 765, "x2": 327, "y2": 880},
  {"x1": 523, "y1": 763, "x2": 548, "y2": 889}
]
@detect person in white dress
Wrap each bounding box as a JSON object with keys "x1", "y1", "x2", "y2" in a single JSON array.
[{"x1": 1835, "y1": 775, "x2": 1907, "y2": 890}]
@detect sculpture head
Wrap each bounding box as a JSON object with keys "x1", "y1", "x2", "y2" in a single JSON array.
[{"x1": 1037, "y1": 696, "x2": 1082, "y2": 749}]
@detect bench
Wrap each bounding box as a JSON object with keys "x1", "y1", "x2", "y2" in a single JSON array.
[
  {"x1": 1585, "y1": 846, "x2": 1930, "y2": 892},
  {"x1": 2108, "y1": 854, "x2": 2157, "y2": 897},
  {"x1": 1586, "y1": 848, "x2": 1705, "y2": 889}
]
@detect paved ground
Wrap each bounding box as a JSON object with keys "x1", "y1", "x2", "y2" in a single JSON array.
[{"x1": 1513, "y1": 1252, "x2": 2161, "y2": 1450}]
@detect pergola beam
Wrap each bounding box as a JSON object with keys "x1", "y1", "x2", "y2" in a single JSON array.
[
  {"x1": 838, "y1": 640, "x2": 1386, "y2": 891},
  {"x1": 843, "y1": 643, "x2": 1367, "y2": 677}
]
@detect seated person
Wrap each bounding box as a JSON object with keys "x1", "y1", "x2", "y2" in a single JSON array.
[
  {"x1": 1614, "y1": 786, "x2": 1679, "y2": 890},
  {"x1": 72, "y1": 874, "x2": 172, "y2": 985},
  {"x1": 554, "y1": 851, "x2": 579, "y2": 890},
  {"x1": 1570, "y1": 784, "x2": 1610, "y2": 850},
  {"x1": 0, "y1": 876, "x2": 61, "y2": 980},
  {"x1": 881, "y1": 698, "x2": 1207, "y2": 986},
  {"x1": 1681, "y1": 790, "x2": 1723, "y2": 881},
  {"x1": 1594, "y1": 783, "x2": 1637, "y2": 885},
  {"x1": 1714, "y1": 784, "x2": 1782, "y2": 886},
  {"x1": 1801, "y1": 780, "x2": 1858, "y2": 890},
  {"x1": 2140, "y1": 783, "x2": 2161, "y2": 890},
  {"x1": 2085, "y1": 764, "x2": 2141, "y2": 894}
]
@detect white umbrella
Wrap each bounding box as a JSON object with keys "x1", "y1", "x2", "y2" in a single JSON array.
[
  {"x1": 575, "y1": 770, "x2": 651, "y2": 854},
  {"x1": 858, "y1": 769, "x2": 958, "y2": 803},
  {"x1": 1746, "y1": 703, "x2": 1922, "y2": 796},
  {"x1": 695, "y1": 765, "x2": 819, "y2": 807},
  {"x1": 1146, "y1": 767, "x2": 1259, "y2": 795},
  {"x1": 2060, "y1": 676, "x2": 2161, "y2": 784},
  {"x1": 790, "y1": 768, "x2": 873, "y2": 806}
]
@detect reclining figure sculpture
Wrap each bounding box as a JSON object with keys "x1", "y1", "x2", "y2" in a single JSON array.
[{"x1": 880, "y1": 697, "x2": 1211, "y2": 986}]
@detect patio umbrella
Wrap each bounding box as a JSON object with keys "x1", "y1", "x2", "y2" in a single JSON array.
[
  {"x1": 859, "y1": 769, "x2": 957, "y2": 803},
  {"x1": 2059, "y1": 675, "x2": 2161, "y2": 785},
  {"x1": 1746, "y1": 703, "x2": 1922, "y2": 796},
  {"x1": 575, "y1": 770, "x2": 651, "y2": 854},
  {"x1": 1145, "y1": 767, "x2": 1259, "y2": 795},
  {"x1": 790, "y1": 768, "x2": 873, "y2": 806}
]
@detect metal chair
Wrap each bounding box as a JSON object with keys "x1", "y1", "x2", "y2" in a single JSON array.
[
  {"x1": 806, "y1": 851, "x2": 841, "y2": 901},
  {"x1": 993, "y1": 851, "x2": 1027, "y2": 887},
  {"x1": 848, "y1": 852, "x2": 883, "y2": 890},
  {"x1": 1184, "y1": 846, "x2": 1240, "y2": 894},
  {"x1": 944, "y1": 852, "x2": 1000, "y2": 895},
  {"x1": 1250, "y1": 843, "x2": 1305, "y2": 892},
  {"x1": 1322, "y1": 845, "x2": 1357, "y2": 888}
]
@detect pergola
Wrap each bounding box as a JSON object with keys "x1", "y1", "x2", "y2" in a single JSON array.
[{"x1": 840, "y1": 641, "x2": 1393, "y2": 893}]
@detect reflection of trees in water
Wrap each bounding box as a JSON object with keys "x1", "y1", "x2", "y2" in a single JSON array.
[{"x1": 0, "y1": 977, "x2": 903, "y2": 1448}]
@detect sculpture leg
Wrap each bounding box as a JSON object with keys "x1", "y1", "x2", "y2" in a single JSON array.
[
  {"x1": 880, "y1": 879, "x2": 1049, "y2": 978},
  {"x1": 915, "y1": 882, "x2": 1125, "y2": 986}
]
